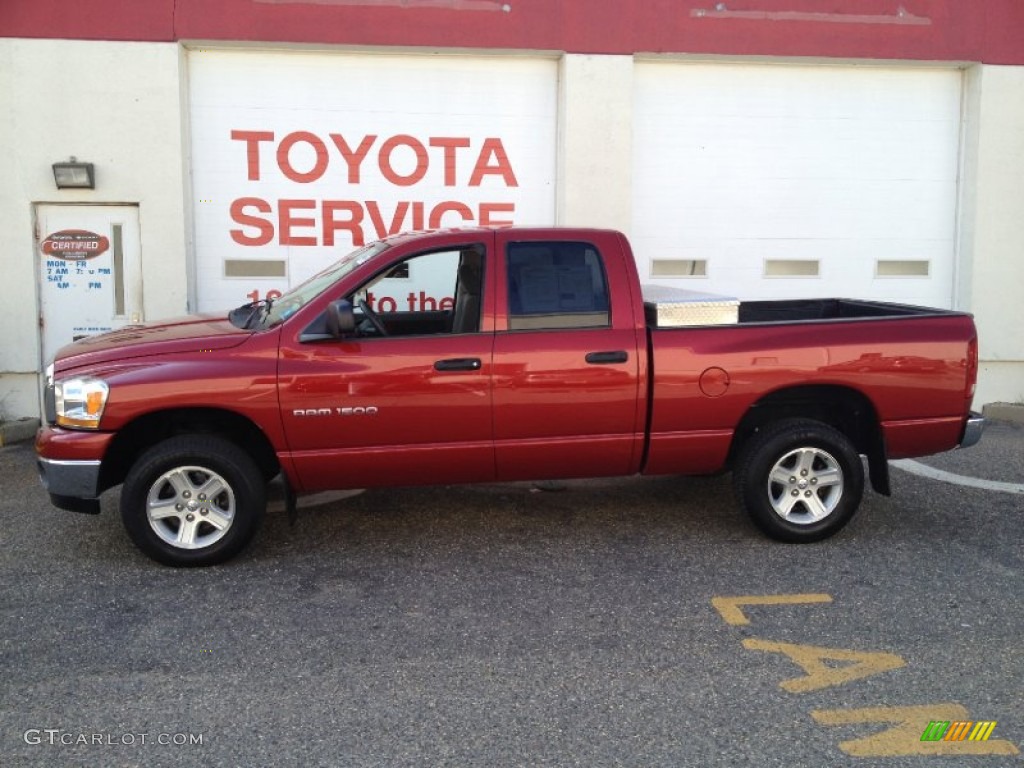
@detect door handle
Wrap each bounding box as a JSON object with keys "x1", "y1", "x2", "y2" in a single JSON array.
[
  {"x1": 585, "y1": 350, "x2": 628, "y2": 365},
  {"x1": 434, "y1": 357, "x2": 482, "y2": 372}
]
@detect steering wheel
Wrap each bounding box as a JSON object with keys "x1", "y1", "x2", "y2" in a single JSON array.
[{"x1": 356, "y1": 297, "x2": 388, "y2": 336}]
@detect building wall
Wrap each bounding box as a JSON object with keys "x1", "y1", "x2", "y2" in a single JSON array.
[
  {"x1": 0, "y1": 38, "x2": 188, "y2": 419},
  {"x1": 960, "y1": 65, "x2": 1024, "y2": 404},
  {"x1": 556, "y1": 55, "x2": 633, "y2": 234},
  {"x1": 5, "y1": 1, "x2": 1024, "y2": 64},
  {"x1": 2, "y1": 0, "x2": 1023, "y2": 415}
]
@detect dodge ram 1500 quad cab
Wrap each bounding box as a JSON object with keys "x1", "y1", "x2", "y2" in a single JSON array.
[{"x1": 37, "y1": 228, "x2": 983, "y2": 565}]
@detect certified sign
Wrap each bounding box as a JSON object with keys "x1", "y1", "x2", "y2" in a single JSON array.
[{"x1": 41, "y1": 230, "x2": 110, "y2": 261}]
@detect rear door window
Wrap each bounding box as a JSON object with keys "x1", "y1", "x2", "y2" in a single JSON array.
[{"x1": 506, "y1": 242, "x2": 610, "y2": 331}]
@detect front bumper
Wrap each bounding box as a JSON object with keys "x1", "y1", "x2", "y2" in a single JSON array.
[
  {"x1": 958, "y1": 411, "x2": 985, "y2": 449},
  {"x1": 37, "y1": 457, "x2": 102, "y2": 514},
  {"x1": 36, "y1": 426, "x2": 115, "y2": 515}
]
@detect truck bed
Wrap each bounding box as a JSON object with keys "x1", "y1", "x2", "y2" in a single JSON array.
[
  {"x1": 643, "y1": 306, "x2": 978, "y2": 475},
  {"x1": 641, "y1": 285, "x2": 961, "y2": 328},
  {"x1": 737, "y1": 298, "x2": 953, "y2": 324}
]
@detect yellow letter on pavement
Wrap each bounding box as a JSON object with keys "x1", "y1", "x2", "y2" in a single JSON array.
[
  {"x1": 711, "y1": 594, "x2": 833, "y2": 626},
  {"x1": 742, "y1": 638, "x2": 905, "y2": 693}
]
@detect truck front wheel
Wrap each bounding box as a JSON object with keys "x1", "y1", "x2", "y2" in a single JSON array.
[
  {"x1": 121, "y1": 436, "x2": 266, "y2": 566},
  {"x1": 734, "y1": 419, "x2": 864, "y2": 542}
]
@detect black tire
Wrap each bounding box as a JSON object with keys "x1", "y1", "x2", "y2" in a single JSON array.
[
  {"x1": 733, "y1": 419, "x2": 864, "y2": 543},
  {"x1": 121, "y1": 435, "x2": 266, "y2": 566}
]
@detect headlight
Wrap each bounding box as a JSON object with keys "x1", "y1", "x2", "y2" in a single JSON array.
[{"x1": 55, "y1": 377, "x2": 109, "y2": 429}]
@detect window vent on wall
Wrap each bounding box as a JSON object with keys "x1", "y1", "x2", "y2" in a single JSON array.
[
  {"x1": 875, "y1": 260, "x2": 930, "y2": 277},
  {"x1": 651, "y1": 258, "x2": 707, "y2": 277},
  {"x1": 224, "y1": 259, "x2": 287, "y2": 278},
  {"x1": 764, "y1": 259, "x2": 820, "y2": 278}
]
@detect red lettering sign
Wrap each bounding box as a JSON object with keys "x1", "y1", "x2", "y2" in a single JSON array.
[
  {"x1": 231, "y1": 130, "x2": 518, "y2": 188},
  {"x1": 229, "y1": 197, "x2": 515, "y2": 247},
  {"x1": 226, "y1": 129, "x2": 520, "y2": 248}
]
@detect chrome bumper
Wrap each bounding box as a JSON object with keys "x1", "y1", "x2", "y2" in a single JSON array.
[
  {"x1": 37, "y1": 457, "x2": 102, "y2": 514},
  {"x1": 958, "y1": 412, "x2": 985, "y2": 449}
]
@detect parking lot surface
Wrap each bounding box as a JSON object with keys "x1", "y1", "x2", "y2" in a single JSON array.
[{"x1": 1, "y1": 421, "x2": 1022, "y2": 767}]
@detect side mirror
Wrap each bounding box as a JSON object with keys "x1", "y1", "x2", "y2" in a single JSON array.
[{"x1": 326, "y1": 299, "x2": 356, "y2": 337}]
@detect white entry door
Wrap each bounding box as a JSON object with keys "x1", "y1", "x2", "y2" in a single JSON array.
[{"x1": 36, "y1": 204, "x2": 143, "y2": 364}]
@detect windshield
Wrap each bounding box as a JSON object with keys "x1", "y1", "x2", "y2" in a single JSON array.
[{"x1": 256, "y1": 241, "x2": 391, "y2": 328}]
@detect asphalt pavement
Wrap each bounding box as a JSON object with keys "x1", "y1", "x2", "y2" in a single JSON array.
[{"x1": 1, "y1": 421, "x2": 1021, "y2": 767}]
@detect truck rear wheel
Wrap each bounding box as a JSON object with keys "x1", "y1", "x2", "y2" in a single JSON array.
[
  {"x1": 733, "y1": 419, "x2": 864, "y2": 542},
  {"x1": 121, "y1": 436, "x2": 266, "y2": 566}
]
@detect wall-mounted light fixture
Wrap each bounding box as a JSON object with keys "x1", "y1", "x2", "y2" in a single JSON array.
[{"x1": 52, "y1": 158, "x2": 95, "y2": 189}]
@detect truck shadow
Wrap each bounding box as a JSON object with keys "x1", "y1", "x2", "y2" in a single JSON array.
[
  {"x1": 73, "y1": 466, "x2": 1007, "y2": 570},
  {"x1": 249, "y1": 474, "x2": 749, "y2": 563}
]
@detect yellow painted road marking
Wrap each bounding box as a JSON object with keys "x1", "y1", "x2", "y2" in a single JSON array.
[
  {"x1": 711, "y1": 593, "x2": 833, "y2": 626},
  {"x1": 812, "y1": 704, "x2": 1020, "y2": 757},
  {"x1": 742, "y1": 638, "x2": 905, "y2": 693}
]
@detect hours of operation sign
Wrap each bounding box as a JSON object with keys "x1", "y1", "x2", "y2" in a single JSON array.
[{"x1": 41, "y1": 229, "x2": 116, "y2": 338}]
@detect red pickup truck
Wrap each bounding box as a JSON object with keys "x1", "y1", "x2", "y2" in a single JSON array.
[{"x1": 36, "y1": 227, "x2": 983, "y2": 566}]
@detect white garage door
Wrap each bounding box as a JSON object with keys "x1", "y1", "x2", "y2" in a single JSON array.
[
  {"x1": 632, "y1": 62, "x2": 962, "y2": 308},
  {"x1": 188, "y1": 50, "x2": 557, "y2": 312}
]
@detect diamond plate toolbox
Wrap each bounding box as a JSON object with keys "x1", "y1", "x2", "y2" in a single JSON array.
[{"x1": 642, "y1": 285, "x2": 739, "y2": 327}]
